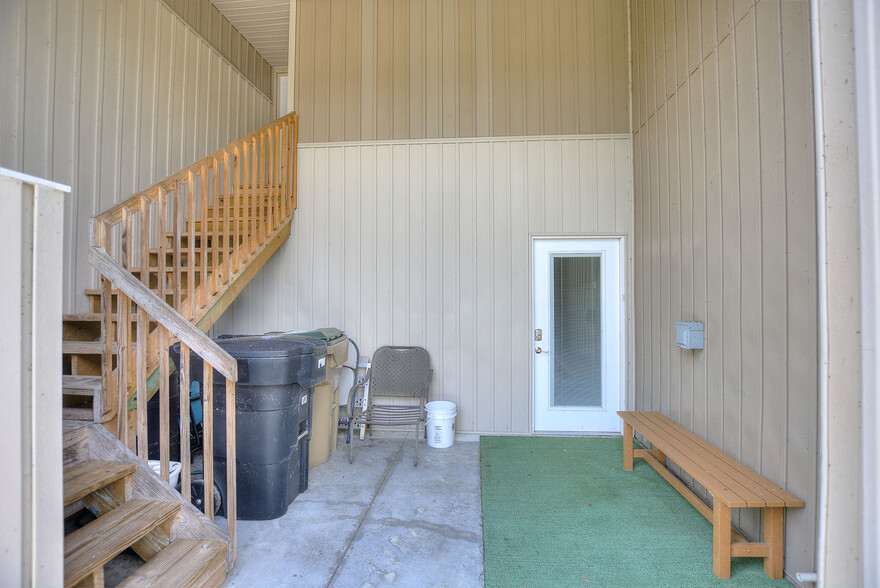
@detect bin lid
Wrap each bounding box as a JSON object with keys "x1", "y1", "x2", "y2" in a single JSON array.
[
  {"x1": 216, "y1": 334, "x2": 327, "y2": 359},
  {"x1": 277, "y1": 327, "x2": 346, "y2": 345},
  {"x1": 170, "y1": 335, "x2": 327, "y2": 387}
]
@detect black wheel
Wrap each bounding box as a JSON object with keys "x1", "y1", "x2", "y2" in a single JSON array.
[{"x1": 190, "y1": 479, "x2": 222, "y2": 516}]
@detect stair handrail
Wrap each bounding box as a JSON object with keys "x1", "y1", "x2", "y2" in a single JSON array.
[
  {"x1": 89, "y1": 245, "x2": 240, "y2": 566},
  {"x1": 92, "y1": 113, "x2": 298, "y2": 228},
  {"x1": 88, "y1": 247, "x2": 237, "y2": 380}
]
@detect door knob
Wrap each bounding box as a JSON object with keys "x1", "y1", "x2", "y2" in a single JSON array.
[{"x1": 535, "y1": 347, "x2": 544, "y2": 354}]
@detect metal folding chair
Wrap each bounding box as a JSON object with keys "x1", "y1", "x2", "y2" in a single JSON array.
[{"x1": 346, "y1": 346, "x2": 432, "y2": 466}]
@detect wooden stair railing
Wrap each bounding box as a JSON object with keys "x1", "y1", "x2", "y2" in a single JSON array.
[
  {"x1": 89, "y1": 246, "x2": 239, "y2": 565},
  {"x1": 84, "y1": 112, "x2": 299, "y2": 569},
  {"x1": 89, "y1": 113, "x2": 297, "y2": 421}
]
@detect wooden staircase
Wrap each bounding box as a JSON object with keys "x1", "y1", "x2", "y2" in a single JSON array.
[
  {"x1": 60, "y1": 113, "x2": 299, "y2": 586},
  {"x1": 63, "y1": 424, "x2": 229, "y2": 587}
]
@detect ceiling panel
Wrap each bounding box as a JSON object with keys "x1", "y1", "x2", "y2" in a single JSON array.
[{"x1": 211, "y1": 0, "x2": 290, "y2": 70}]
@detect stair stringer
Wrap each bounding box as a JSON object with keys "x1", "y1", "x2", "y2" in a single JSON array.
[{"x1": 67, "y1": 422, "x2": 233, "y2": 571}]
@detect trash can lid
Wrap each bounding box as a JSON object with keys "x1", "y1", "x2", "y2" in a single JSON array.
[
  {"x1": 216, "y1": 333, "x2": 327, "y2": 359},
  {"x1": 271, "y1": 327, "x2": 347, "y2": 344}
]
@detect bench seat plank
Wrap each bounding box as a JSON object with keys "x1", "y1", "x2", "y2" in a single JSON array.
[
  {"x1": 622, "y1": 412, "x2": 761, "y2": 507},
  {"x1": 637, "y1": 412, "x2": 803, "y2": 506}
]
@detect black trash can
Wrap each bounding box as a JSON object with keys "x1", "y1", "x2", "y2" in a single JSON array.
[{"x1": 171, "y1": 334, "x2": 326, "y2": 520}]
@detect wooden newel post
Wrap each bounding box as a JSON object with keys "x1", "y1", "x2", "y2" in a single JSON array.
[{"x1": 226, "y1": 378, "x2": 237, "y2": 564}]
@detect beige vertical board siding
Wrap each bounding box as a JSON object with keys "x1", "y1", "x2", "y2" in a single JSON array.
[
  {"x1": 292, "y1": 0, "x2": 629, "y2": 142},
  {"x1": 162, "y1": 0, "x2": 273, "y2": 97},
  {"x1": 631, "y1": 0, "x2": 817, "y2": 575},
  {"x1": 214, "y1": 135, "x2": 632, "y2": 435},
  {"x1": 779, "y1": 0, "x2": 818, "y2": 569},
  {"x1": 0, "y1": 0, "x2": 273, "y2": 313}
]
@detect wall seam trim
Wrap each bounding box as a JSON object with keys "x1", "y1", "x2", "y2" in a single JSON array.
[{"x1": 297, "y1": 133, "x2": 633, "y2": 150}]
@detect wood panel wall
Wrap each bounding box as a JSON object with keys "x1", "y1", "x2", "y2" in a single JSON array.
[
  {"x1": 213, "y1": 135, "x2": 634, "y2": 435},
  {"x1": 630, "y1": 0, "x2": 817, "y2": 576},
  {"x1": 162, "y1": 0, "x2": 274, "y2": 96},
  {"x1": 293, "y1": 0, "x2": 630, "y2": 143},
  {"x1": 0, "y1": 0, "x2": 275, "y2": 313}
]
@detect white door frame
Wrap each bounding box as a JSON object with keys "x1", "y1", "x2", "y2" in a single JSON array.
[{"x1": 531, "y1": 235, "x2": 626, "y2": 435}]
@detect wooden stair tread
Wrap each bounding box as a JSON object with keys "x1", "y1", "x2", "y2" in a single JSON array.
[
  {"x1": 64, "y1": 313, "x2": 141, "y2": 323},
  {"x1": 62, "y1": 407, "x2": 94, "y2": 421},
  {"x1": 63, "y1": 375, "x2": 102, "y2": 395},
  {"x1": 64, "y1": 313, "x2": 174, "y2": 323},
  {"x1": 64, "y1": 461, "x2": 135, "y2": 506},
  {"x1": 63, "y1": 340, "x2": 117, "y2": 354},
  {"x1": 118, "y1": 539, "x2": 227, "y2": 588},
  {"x1": 64, "y1": 499, "x2": 180, "y2": 587}
]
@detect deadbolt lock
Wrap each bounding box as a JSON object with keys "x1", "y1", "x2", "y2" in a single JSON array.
[{"x1": 534, "y1": 328, "x2": 542, "y2": 341}]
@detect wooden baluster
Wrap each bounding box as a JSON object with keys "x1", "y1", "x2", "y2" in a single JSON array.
[
  {"x1": 288, "y1": 120, "x2": 294, "y2": 218},
  {"x1": 226, "y1": 377, "x2": 237, "y2": 564},
  {"x1": 277, "y1": 123, "x2": 283, "y2": 222},
  {"x1": 157, "y1": 187, "x2": 167, "y2": 306},
  {"x1": 158, "y1": 325, "x2": 170, "y2": 481},
  {"x1": 259, "y1": 132, "x2": 267, "y2": 240},
  {"x1": 280, "y1": 120, "x2": 288, "y2": 219},
  {"x1": 203, "y1": 363, "x2": 214, "y2": 519},
  {"x1": 100, "y1": 273, "x2": 115, "y2": 418},
  {"x1": 270, "y1": 127, "x2": 278, "y2": 231},
  {"x1": 118, "y1": 207, "x2": 132, "y2": 448},
  {"x1": 200, "y1": 165, "x2": 208, "y2": 310},
  {"x1": 92, "y1": 218, "x2": 116, "y2": 423},
  {"x1": 136, "y1": 196, "x2": 150, "y2": 462},
  {"x1": 117, "y1": 291, "x2": 131, "y2": 448},
  {"x1": 177, "y1": 335, "x2": 189, "y2": 491},
  {"x1": 223, "y1": 152, "x2": 231, "y2": 285},
  {"x1": 157, "y1": 187, "x2": 170, "y2": 480},
  {"x1": 252, "y1": 138, "x2": 261, "y2": 246},
  {"x1": 212, "y1": 158, "x2": 220, "y2": 292},
  {"x1": 187, "y1": 171, "x2": 196, "y2": 319},
  {"x1": 179, "y1": 343, "x2": 192, "y2": 501},
  {"x1": 260, "y1": 131, "x2": 268, "y2": 233},
  {"x1": 232, "y1": 149, "x2": 241, "y2": 272},
  {"x1": 173, "y1": 181, "x2": 182, "y2": 311},
  {"x1": 243, "y1": 139, "x2": 254, "y2": 255},
  {"x1": 292, "y1": 114, "x2": 298, "y2": 211}
]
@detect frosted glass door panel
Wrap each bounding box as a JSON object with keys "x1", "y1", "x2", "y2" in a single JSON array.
[{"x1": 553, "y1": 255, "x2": 602, "y2": 407}]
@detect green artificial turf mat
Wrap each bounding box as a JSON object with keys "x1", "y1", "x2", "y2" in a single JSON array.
[{"x1": 480, "y1": 436, "x2": 793, "y2": 588}]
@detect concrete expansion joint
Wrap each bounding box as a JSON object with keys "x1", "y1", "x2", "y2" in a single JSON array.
[{"x1": 326, "y1": 436, "x2": 408, "y2": 586}]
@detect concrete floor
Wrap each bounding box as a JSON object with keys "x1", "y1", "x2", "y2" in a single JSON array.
[{"x1": 221, "y1": 433, "x2": 484, "y2": 587}]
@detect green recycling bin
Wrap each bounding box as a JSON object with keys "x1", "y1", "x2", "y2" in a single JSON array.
[{"x1": 286, "y1": 328, "x2": 349, "y2": 467}]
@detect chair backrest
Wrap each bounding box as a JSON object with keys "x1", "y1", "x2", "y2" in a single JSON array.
[{"x1": 368, "y1": 346, "x2": 431, "y2": 398}]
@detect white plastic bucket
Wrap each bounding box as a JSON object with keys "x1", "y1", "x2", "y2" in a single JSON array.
[
  {"x1": 149, "y1": 460, "x2": 182, "y2": 489},
  {"x1": 425, "y1": 401, "x2": 457, "y2": 449}
]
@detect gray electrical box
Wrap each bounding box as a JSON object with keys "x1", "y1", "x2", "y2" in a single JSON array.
[{"x1": 676, "y1": 321, "x2": 704, "y2": 350}]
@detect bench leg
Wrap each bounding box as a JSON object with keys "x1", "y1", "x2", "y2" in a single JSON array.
[
  {"x1": 713, "y1": 502, "x2": 732, "y2": 579},
  {"x1": 649, "y1": 448, "x2": 666, "y2": 465},
  {"x1": 764, "y1": 507, "x2": 785, "y2": 579},
  {"x1": 623, "y1": 422, "x2": 634, "y2": 471}
]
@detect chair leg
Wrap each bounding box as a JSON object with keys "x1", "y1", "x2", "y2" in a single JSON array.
[{"x1": 413, "y1": 423, "x2": 419, "y2": 466}]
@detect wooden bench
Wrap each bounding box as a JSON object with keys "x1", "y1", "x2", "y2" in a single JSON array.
[{"x1": 617, "y1": 411, "x2": 804, "y2": 580}]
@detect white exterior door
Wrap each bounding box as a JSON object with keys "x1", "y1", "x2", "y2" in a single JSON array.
[{"x1": 533, "y1": 237, "x2": 624, "y2": 434}]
